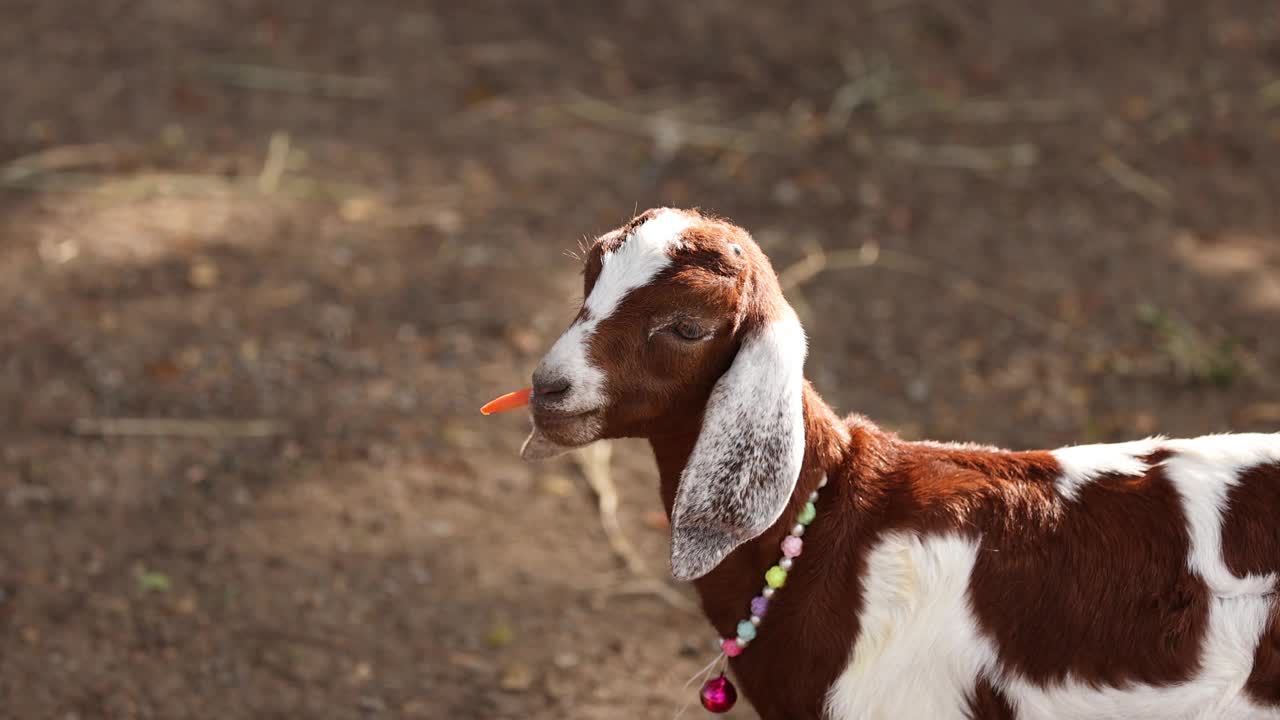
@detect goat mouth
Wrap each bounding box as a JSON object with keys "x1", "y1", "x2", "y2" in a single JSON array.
[
  {"x1": 531, "y1": 406, "x2": 603, "y2": 426},
  {"x1": 522, "y1": 409, "x2": 604, "y2": 460}
]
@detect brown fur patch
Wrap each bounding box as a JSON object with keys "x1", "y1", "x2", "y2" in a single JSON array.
[
  {"x1": 966, "y1": 676, "x2": 1016, "y2": 720},
  {"x1": 1220, "y1": 462, "x2": 1280, "y2": 578},
  {"x1": 970, "y1": 461, "x2": 1208, "y2": 686},
  {"x1": 1219, "y1": 462, "x2": 1280, "y2": 708}
]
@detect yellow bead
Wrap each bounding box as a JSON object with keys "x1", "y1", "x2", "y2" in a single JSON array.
[{"x1": 765, "y1": 565, "x2": 787, "y2": 589}]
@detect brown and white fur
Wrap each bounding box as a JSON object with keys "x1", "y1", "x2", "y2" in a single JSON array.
[{"x1": 520, "y1": 207, "x2": 1280, "y2": 719}]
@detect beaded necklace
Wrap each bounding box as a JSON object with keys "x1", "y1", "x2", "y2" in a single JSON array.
[{"x1": 693, "y1": 473, "x2": 828, "y2": 714}]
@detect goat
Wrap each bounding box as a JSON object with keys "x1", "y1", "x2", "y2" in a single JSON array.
[{"x1": 512, "y1": 207, "x2": 1280, "y2": 719}]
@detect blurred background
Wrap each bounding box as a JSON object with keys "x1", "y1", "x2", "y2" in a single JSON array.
[{"x1": 1, "y1": 1, "x2": 1278, "y2": 718}]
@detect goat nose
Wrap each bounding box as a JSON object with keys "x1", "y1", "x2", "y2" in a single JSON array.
[{"x1": 532, "y1": 369, "x2": 571, "y2": 400}]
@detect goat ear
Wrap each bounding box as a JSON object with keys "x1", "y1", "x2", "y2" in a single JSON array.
[{"x1": 670, "y1": 307, "x2": 807, "y2": 581}]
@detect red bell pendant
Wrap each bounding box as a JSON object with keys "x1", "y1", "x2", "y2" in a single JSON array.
[{"x1": 699, "y1": 672, "x2": 737, "y2": 713}]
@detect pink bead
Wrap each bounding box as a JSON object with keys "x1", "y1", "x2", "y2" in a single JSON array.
[
  {"x1": 721, "y1": 638, "x2": 743, "y2": 657},
  {"x1": 781, "y1": 536, "x2": 803, "y2": 558}
]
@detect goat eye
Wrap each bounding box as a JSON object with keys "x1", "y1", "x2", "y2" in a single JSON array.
[{"x1": 673, "y1": 320, "x2": 708, "y2": 341}]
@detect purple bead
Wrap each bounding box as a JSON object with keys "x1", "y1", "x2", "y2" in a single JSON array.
[{"x1": 750, "y1": 595, "x2": 769, "y2": 618}]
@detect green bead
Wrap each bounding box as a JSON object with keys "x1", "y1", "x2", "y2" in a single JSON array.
[
  {"x1": 797, "y1": 502, "x2": 816, "y2": 526},
  {"x1": 765, "y1": 565, "x2": 788, "y2": 589}
]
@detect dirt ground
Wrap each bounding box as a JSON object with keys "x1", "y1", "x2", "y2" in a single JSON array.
[{"x1": 1, "y1": 1, "x2": 1279, "y2": 718}]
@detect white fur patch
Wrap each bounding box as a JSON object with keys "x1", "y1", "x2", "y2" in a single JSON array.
[
  {"x1": 537, "y1": 210, "x2": 690, "y2": 414},
  {"x1": 825, "y1": 532, "x2": 999, "y2": 720},
  {"x1": 825, "y1": 530, "x2": 1280, "y2": 720},
  {"x1": 670, "y1": 310, "x2": 808, "y2": 580},
  {"x1": 1051, "y1": 437, "x2": 1167, "y2": 500},
  {"x1": 1162, "y1": 434, "x2": 1280, "y2": 598}
]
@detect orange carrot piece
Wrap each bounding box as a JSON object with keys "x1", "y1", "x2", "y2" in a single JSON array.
[{"x1": 480, "y1": 387, "x2": 532, "y2": 415}]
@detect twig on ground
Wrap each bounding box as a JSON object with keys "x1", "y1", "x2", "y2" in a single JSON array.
[
  {"x1": 779, "y1": 242, "x2": 1074, "y2": 342},
  {"x1": 0, "y1": 171, "x2": 240, "y2": 196},
  {"x1": 880, "y1": 139, "x2": 1039, "y2": 172},
  {"x1": 257, "y1": 131, "x2": 292, "y2": 194},
  {"x1": 777, "y1": 240, "x2": 888, "y2": 290},
  {"x1": 559, "y1": 92, "x2": 1043, "y2": 177},
  {"x1": 72, "y1": 418, "x2": 287, "y2": 438},
  {"x1": 0, "y1": 170, "x2": 367, "y2": 202},
  {"x1": 568, "y1": 443, "x2": 700, "y2": 614},
  {"x1": 826, "y1": 66, "x2": 898, "y2": 133},
  {"x1": 1, "y1": 143, "x2": 137, "y2": 183},
  {"x1": 581, "y1": 572, "x2": 700, "y2": 615},
  {"x1": 1098, "y1": 154, "x2": 1173, "y2": 210},
  {"x1": 193, "y1": 61, "x2": 389, "y2": 99},
  {"x1": 878, "y1": 97, "x2": 1076, "y2": 125},
  {"x1": 571, "y1": 442, "x2": 648, "y2": 575},
  {"x1": 558, "y1": 92, "x2": 785, "y2": 155}
]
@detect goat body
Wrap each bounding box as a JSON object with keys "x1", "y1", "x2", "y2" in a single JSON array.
[
  {"x1": 659, "y1": 393, "x2": 1280, "y2": 719},
  {"x1": 521, "y1": 208, "x2": 1280, "y2": 719}
]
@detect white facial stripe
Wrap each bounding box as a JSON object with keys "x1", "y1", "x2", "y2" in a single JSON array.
[
  {"x1": 538, "y1": 210, "x2": 692, "y2": 414},
  {"x1": 538, "y1": 320, "x2": 608, "y2": 414},
  {"x1": 587, "y1": 209, "x2": 690, "y2": 321}
]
